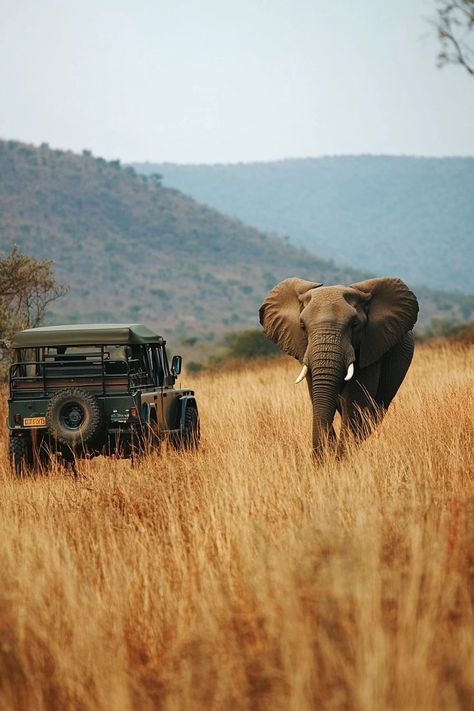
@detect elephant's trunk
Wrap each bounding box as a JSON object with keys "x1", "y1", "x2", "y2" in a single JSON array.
[{"x1": 308, "y1": 328, "x2": 347, "y2": 457}]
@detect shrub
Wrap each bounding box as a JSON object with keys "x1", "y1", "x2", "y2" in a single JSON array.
[
  {"x1": 187, "y1": 361, "x2": 203, "y2": 373},
  {"x1": 450, "y1": 323, "x2": 474, "y2": 344},
  {"x1": 224, "y1": 329, "x2": 279, "y2": 359}
]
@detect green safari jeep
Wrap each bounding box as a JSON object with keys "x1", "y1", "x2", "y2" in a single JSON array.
[{"x1": 7, "y1": 323, "x2": 200, "y2": 474}]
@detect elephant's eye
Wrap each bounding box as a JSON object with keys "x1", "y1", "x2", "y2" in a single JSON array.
[{"x1": 300, "y1": 321, "x2": 306, "y2": 331}]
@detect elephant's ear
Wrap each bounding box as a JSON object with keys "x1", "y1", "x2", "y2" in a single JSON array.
[
  {"x1": 259, "y1": 278, "x2": 322, "y2": 361},
  {"x1": 351, "y1": 277, "x2": 419, "y2": 368}
]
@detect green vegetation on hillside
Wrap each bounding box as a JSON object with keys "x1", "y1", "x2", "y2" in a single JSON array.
[
  {"x1": 135, "y1": 156, "x2": 474, "y2": 294},
  {"x1": 0, "y1": 141, "x2": 472, "y2": 345}
]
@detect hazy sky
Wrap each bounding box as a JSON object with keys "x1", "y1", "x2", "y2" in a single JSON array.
[{"x1": 1, "y1": 0, "x2": 473, "y2": 163}]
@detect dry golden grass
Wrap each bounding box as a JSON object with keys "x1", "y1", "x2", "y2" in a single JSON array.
[{"x1": 0, "y1": 342, "x2": 472, "y2": 710}]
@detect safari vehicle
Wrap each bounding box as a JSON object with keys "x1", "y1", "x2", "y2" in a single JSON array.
[{"x1": 7, "y1": 323, "x2": 199, "y2": 475}]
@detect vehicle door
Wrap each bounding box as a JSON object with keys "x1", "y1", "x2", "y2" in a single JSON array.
[{"x1": 157, "y1": 346, "x2": 180, "y2": 431}]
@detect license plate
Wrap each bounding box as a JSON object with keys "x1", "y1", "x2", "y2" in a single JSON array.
[{"x1": 23, "y1": 417, "x2": 46, "y2": 427}]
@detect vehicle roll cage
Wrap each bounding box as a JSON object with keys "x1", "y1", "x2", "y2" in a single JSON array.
[{"x1": 9, "y1": 343, "x2": 170, "y2": 398}]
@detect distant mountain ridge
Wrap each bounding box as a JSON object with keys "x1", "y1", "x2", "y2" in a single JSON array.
[
  {"x1": 0, "y1": 141, "x2": 472, "y2": 343},
  {"x1": 134, "y1": 156, "x2": 474, "y2": 294}
]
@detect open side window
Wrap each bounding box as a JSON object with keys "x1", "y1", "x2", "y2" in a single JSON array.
[
  {"x1": 15, "y1": 348, "x2": 40, "y2": 377},
  {"x1": 147, "y1": 346, "x2": 165, "y2": 387},
  {"x1": 128, "y1": 345, "x2": 154, "y2": 388},
  {"x1": 160, "y1": 347, "x2": 175, "y2": 386}
]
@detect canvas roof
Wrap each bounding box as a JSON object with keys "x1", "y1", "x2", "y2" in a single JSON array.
[{"x1": 12, "y1": 323, "x2": 165, "y2": 348}]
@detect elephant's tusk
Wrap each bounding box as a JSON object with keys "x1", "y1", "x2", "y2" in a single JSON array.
[
  {"x1": 344, "y1": 363, "x2": 354, "y2": 381},
  {"x1": 295, "y1": 364, "x2": 308, "y2": 384}
]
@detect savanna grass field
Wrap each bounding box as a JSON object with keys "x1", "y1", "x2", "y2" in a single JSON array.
[{"x1": 0, "y1": 342, "x2": 472, "y2": 710}]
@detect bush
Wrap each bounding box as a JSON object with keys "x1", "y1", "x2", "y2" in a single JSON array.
[
  {"x1": 450, "y1": 323, "x2": 474, "y2": 345},
  {"x1": 419, "y1": 319, "x2": 474, "y2": 344},
  {"x1": 223, "y1": 329, "x2": 279, "y2": 359},
  {"x1": 187, "y1": 361, "x2": 203, "y2": 373}
]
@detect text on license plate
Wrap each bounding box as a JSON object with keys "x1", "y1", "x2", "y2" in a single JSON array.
[{"x1": 23, "y1": 417, "x2": 46, "y2": 427}]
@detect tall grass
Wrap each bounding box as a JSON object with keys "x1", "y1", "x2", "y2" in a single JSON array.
[{"x1": 0, "y1": 343, "x2": 472, "y2": 710}]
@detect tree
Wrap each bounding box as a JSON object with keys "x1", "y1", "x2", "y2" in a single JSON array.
[
  {"x1": 224, "y1": 329, "x2": 279, "y2": 359},
  {"x1": 0, "y1": 247, "x2": 68, "y2": 341},
  {"x1": 148, "y1": 172, "x2": 163, "y2": 186},
  {"x1": 433, "y1": 1, "x2": 474, "y2": 75}
]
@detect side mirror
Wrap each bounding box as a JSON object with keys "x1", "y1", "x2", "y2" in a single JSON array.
[{"x1": 171, "y1": 354, "x2": 182, "y2": 377}]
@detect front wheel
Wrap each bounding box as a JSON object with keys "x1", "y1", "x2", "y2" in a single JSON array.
[
  {"x1": 179, "y1": 406, "x2": 200, "y2": 450},
  {"x1": 9, "y1": 434, "x2": 34, "y2": 477}
]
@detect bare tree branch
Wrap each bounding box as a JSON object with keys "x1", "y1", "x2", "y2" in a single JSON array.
[{"x1": 433, "y1": 0, "x2": 474, "y2": 75}]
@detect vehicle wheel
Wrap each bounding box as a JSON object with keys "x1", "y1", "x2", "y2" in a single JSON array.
[
  {"x1": 45, "y1": 388, "x2": 103, "y2": 446},
  {"x1": 9, "y1": 434, "x2": 34, "y2": 477},
  {"x1": 179, "y1": 406, "x2": 200, "y2": 450}
]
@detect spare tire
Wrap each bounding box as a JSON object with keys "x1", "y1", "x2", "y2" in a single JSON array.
[{"x1": 46, "y1": 388, "x2": 103, "y2": 446}]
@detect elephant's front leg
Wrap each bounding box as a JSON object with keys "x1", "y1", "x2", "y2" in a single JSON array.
[
  {"x1": 376, "y1": 332, "x2": 415, "y2": 409},
  {"x1": 338, "y1": 362, "x2": 382, "y2": 453}
]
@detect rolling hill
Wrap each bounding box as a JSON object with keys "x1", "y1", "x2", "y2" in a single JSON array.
[
  {"x1": 0, "y1": 141, "x2": 472, "y2": 344},
  {"x1": 134, "y1": 156, "x2": 474, "y2": 294}
]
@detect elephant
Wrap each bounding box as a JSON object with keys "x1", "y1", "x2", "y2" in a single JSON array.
[{"x1": 259, "y1": 277, "x2": 419, "y2": 457}]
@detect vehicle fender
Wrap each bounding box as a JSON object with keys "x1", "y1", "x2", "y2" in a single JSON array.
[
  {"x1": 140, "y1": 401, "x2": 158, "y2": 425},
  {"x1": 140, "y1": 402, "x2": 150, "y2": 424},
  {"x1": 177, "y1": 396, "x2": 198, "y2": 430}
]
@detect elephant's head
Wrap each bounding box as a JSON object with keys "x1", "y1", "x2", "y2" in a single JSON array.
[{"x1": 259, "y1": 277, "x2": 418, "y2": 455}]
